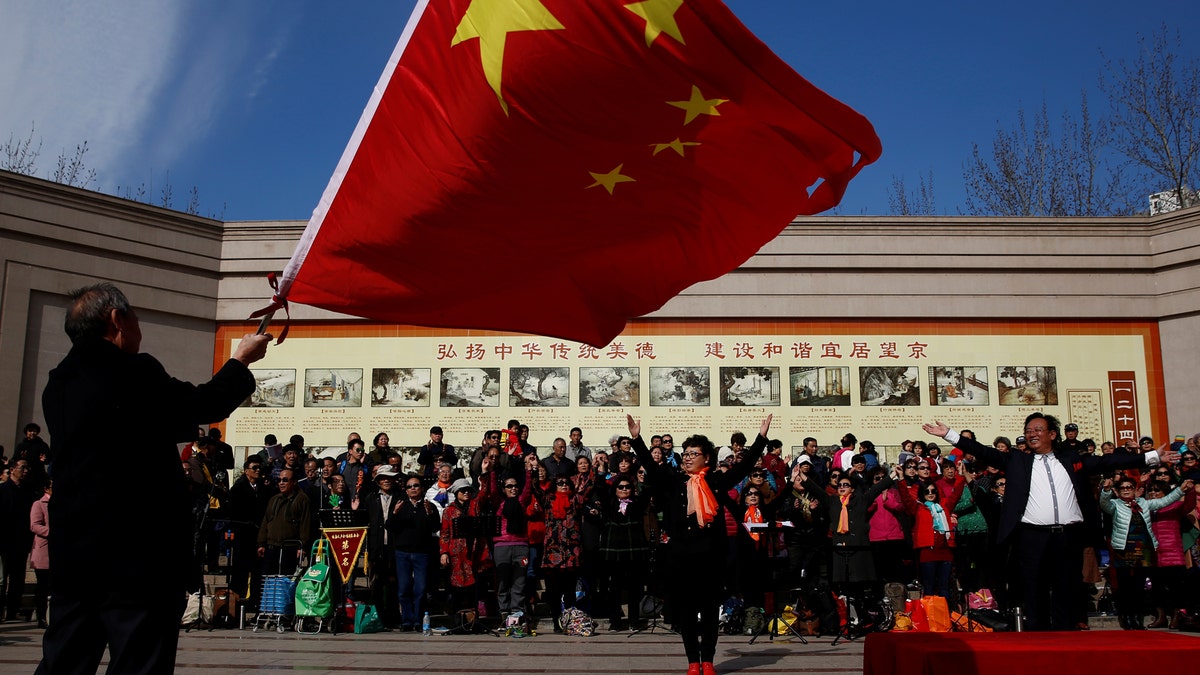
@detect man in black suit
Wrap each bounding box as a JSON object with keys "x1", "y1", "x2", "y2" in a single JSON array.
[
  {"x1": 38, "y1": 283, "x2": 271, "y2": 674},
  {"x1": 923, "y1": 413, "x2": 1177, "y2": 630}
]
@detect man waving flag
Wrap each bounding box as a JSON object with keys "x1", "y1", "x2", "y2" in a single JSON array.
[{"x1": 266, "y1": 0, "x2": 881, "y2": 347}]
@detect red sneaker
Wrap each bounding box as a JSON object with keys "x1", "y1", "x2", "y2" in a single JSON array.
[
  {"x1": 701, "y1": 663, "x2": 717, "y2": 675},
  {"x1": 686, "y1": 664, "x2": 701, "y2": 675}
]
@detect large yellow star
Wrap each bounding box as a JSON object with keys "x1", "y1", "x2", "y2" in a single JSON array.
[
  {"x1": 651, "y1": 138, "x2": 701, "y2": 157},
  {"x1": 451, "y1": 0, "x2": 565, "y2": 115},
  {"x1": 624, "y1": 0, "x2": 686, "y2": 47},
  {"x1": 667, "y1": 85, "x2": 728, "y2": 125},
  {"x1": 587, "y1": 165, "x2": 635, "y2": 195}
]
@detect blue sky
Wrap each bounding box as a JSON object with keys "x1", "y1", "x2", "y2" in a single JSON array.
[{"x1": 2, "y1": 0, "x2": 1196, "y2": 219}]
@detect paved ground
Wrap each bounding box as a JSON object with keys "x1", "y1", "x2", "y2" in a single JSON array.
[{"x1": 0, "y1": 618, "x2": 866, "y2": 674}]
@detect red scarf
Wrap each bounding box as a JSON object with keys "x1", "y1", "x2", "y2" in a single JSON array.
[{"x1": 551, "y1": 492, "x2": 571, "y2": 519}]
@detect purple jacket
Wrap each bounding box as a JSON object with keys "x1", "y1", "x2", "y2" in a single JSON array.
[{"x1": 868, "y1": 487, "x2": 906, "y2": 542}]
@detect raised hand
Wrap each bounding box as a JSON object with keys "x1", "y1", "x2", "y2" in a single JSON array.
[
  {"x1": 626, "y1": 414, "x2": 641, "y2": 439},
  {"x1": 922, "y1": 421, "x2": 950, "y2": 438},
  {"x1": 760, "y1": 414, "x2": 773, "y2": 438}
]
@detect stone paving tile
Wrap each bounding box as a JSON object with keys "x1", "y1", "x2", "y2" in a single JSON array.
[{"x1": 0, "y1": 621, "x2": 866, "y2": 674}]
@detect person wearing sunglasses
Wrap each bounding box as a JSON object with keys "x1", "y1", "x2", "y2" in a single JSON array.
[
  {"x1": 592, "y1": 473, "x2": 651, "y2": 631},
  {"x1": 1100, "y1": 476, "x2": 1192, "y2": 629},
  {"x1": 897, "y1": 465, "x2": 957, "y2": 598},
  {"x1": 477, "y1": 452, "x2": 535, "y2": 635},
  {"x1": 439, "y1": 477, "x2": 488, "y2": 615},
  {"x1": 806, "y1": 462, "x2": 897, "y2": 603},
  {"x1": 1145, "y1": 478, "x2": 1198, "y2": 628},
  {"x1": 257, "y1": 468, "x2": 313, "y2": 577},
  {"x1": 386, "y1": 474, "x2": 441, "y2": 632},
  {"x1": 530, "y1": 461, "x2": 593, "y2": 632},
  {"x1": 626, "y1": 413, "x2": 773, "y2": 675}
]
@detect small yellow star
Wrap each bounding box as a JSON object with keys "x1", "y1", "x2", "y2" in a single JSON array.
[
  {"x1": 667, "y1": 85, "x2": 728, "y2": 125},
  {"x1": 451, "y1": 0, "x2": 565, "y2": 115},
  {"x1": 651, "y1": 138, "x2": 701, "y2": 157},
  {"x1": 624, "y1": 0, "x2": 686, "y2": 47},
  {"x1": 587, "y1": 165, "x2": 635, "y2": 195}
]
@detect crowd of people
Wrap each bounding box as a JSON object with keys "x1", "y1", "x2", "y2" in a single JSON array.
[{"x1": 6, "y1": 409, "x2": 1200, "y2": 671}]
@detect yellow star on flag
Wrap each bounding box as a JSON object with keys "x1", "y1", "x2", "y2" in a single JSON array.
[
  {"x1": 451, "y1": 0, "x2": 565, "y2": 115},
  {"x1": 587, "y1": 165, "x2": 635, "y2": 194},
  {"x1": 651, "y1": 138, "x2": 701, "y2": 157},
  {"x1": 667, "y1": 85, "x2": 728, "y2": 125},
  {"x1": 624, "y1": 0, "x2": 686, "y2": 47}
]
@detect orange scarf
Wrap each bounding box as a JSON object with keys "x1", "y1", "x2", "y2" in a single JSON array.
[
  {"x1": 745, "y1": 503, "x2": 764, "y2": 541},
  {"x1": 837, "y1": 495, "x2": 851, "y2": 533},
  {"x1": 686, "y1": 468, "x2": 718, "y2": 527}
]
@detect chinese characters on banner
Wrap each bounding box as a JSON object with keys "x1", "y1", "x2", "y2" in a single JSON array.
[
  {"x1": 1108, "y1": 371, "x2": 1140, "y2": 444},
  {"x1": 434, "y1": 339, "x2": 931, "y2": 361},
  {"x1": 322, "y1": 528, "x2": 369, "y2": 584}
]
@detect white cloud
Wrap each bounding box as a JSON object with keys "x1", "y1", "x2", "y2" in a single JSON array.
[
  {"x1": 0, "y1": 1, "x2": 193, "y2": 186},
  {"x1": 0, "y1": 1, "x2": 295, "y2": 193}
]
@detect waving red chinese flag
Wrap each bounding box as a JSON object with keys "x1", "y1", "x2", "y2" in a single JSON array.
[{"x1": 274, "y1": 0, "x2": 880, "y2": 347}]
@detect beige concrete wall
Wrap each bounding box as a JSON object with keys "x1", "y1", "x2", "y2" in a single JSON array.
[
  {"x1": 6, "y1": 168, "x2": 1200, "y2": 448},
  {"x1": 1, "y1": 172, "x2": 223, "y2": 448}
]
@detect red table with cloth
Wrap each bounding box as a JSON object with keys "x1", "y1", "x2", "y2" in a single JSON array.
[{"x1": 864, "y1": 631, "x2": 1200, "y2": 675}]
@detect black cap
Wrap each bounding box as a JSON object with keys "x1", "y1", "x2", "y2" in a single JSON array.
[
  {"x1": 1065, "y1": 423, "x2": 1078, "y2": 431},
  {"x1": 1015, "y1": 436, "x2": 1026, "y2": 444}
]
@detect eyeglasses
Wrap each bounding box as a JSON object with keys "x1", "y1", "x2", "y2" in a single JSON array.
[
  {"x1": 503, "y1": 484, "x2": 519, "y2": 490},
  {"x1": 406, "y1": 483, "x2": 423, "y2": 489},
  {"x1": 662, "y1": 439, "x2": 673, "y2": 444},
  {"x1": 745, "y1": 491, "x2": 760, "y2": 497},
  {"x1": 750, "y1": 471, "x2": 766, "y2": 478},
  {"x1": 556, "y1": 481, "x2": 570, "y2": 486},
  {"x1": 681, "y1": 451, "x2": 702, "y2": 459},
  {"x1": 837, "y1": 483, "x2": 853, "y2": 488},
  {"x1": 994, "y1": 482, "x2": 1006, "y2": 487},
  {"x1": 1024, "y1": 427, "x2": 1048, "y2": 436},
  {"x1": 615, "y1": 484, "x2": 633, "y2": 490},
  {"x1": 917, "y1": 466, "x2": 930, "y2": 471},
  {"x1": 246, "y1": 466, "x2": 261, "y2": 472},
  {"x1": 277, "y1": 477, "x2": 292, "y2": 483}
]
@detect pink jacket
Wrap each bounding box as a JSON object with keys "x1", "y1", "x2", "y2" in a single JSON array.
[
  {"x1": 1151, "y1": 490, "x2": 1197, "y2": 567},
  {"x1": 868, "y1": 487, "x2": 906, "y2": 542},
  {"x1": 30, "y1": 493, "x2": 50, "y2": 570}
]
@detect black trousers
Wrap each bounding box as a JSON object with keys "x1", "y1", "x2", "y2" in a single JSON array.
[
  {"x1": 1012, "y1": 523, "x2": 1084, "y2": 631},
  {"x1": 2, "y1": 548, "x2": 31, "y2": 616},
  {"x1": 671, "y1": 563, "x2": 723, "y2": 664},
  {"x1": 36, "y1": 593, "x2": 185, "y2": 675}
]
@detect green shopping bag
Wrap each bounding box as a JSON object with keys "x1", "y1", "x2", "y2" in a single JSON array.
[
  {"x1": 295, "y1": 539, "x2": 334, "y2": 618},
  {"x1": 354, "y1": 603, "x2": 385, "y2": 634}
]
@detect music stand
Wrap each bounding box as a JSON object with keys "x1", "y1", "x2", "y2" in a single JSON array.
[
  {"x1": 319, "y1": 508, "x2": 368, "y2": 529},
  {"x1": 629, "y1": 545, "x2": 677, "y2": 637},
  {"x1": 747, "y1": 521, "x2": 806, "y2": 645}
]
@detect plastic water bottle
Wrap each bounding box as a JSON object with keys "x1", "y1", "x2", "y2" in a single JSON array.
[{"x1": 422, "y1": 611, "x2": 431, "y2": 636}]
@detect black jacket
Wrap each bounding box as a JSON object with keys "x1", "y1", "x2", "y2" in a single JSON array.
[{"x1": 41, "y1": 337, "x2": 253, "y2": 596}]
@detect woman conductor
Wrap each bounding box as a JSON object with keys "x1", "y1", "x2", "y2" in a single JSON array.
[{"x1": 627, "y1": 413, "x2": 772, "y2": 675}]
